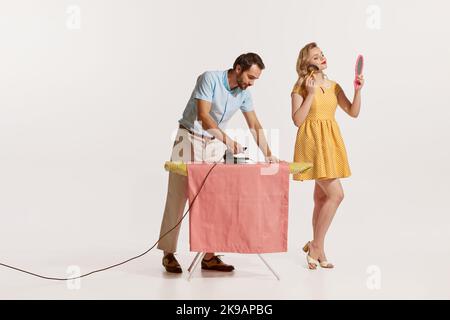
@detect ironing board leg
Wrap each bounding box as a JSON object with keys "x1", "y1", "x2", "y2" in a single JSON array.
[
  {"x1": 188, "y1": 252, "x2": 206, "y2": 281},
  {"x1": 188, "y1": 252, "x2": 201, "y2": 273},
  {"x1": 258, "y1": 254, "x2": 280, "y2": 281}
]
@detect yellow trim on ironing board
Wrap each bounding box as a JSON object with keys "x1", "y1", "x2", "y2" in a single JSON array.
[{"x1": 164, "y1": 161, "x2": 313, "y2": 176}]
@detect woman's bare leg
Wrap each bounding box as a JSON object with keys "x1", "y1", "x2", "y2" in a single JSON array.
[
  {"x1": 309, "y1": 178, "x2": 344, "y2": 264},
  {"x1": 312, "y1": 181, "x2": 327, "y2": 235}
]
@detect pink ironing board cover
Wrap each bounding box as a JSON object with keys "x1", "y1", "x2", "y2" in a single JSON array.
[{"x1": 187, "y1": 161, "x2": 290, "y2": 253}]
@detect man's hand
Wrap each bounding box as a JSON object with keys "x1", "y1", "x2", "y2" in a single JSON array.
[
  {"x1": 265, "y1": 155, "x2": 279, "y2": 163},
  {"x1": 227, "y1": 140, "x2": 244, "y2": 155}
]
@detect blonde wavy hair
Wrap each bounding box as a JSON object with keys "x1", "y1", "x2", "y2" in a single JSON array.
[{"x1": 295, "y1": 42, "x2": 327, "y2": 97}]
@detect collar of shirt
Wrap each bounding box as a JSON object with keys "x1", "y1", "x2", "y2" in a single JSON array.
[{"x1": 222, "y1": 70, "x2": 242, "y2": 96}]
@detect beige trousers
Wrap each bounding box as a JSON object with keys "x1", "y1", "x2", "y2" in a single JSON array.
[{"x1": 157, "y1": 127, "x2": 226, "y2": 253}]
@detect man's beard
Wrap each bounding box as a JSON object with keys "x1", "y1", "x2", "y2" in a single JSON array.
[{"x1": 237, "y1": 77, "x2": 248, "y2": 90}]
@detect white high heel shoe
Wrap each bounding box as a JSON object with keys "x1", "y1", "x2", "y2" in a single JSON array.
[
  {"x1": 302, "y1": 241, "x2": 318, "y2": 270},
  {"x1": 302, "y1": 241, "x2": 334, "y2": 269}
]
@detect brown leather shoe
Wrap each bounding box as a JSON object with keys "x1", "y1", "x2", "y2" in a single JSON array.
[
  {"x1": 162, "y1": 253, "x2": 182, "y2": 273},
  {"x1": 201, "y1": 255, "x2": 234, "y2": 272}
]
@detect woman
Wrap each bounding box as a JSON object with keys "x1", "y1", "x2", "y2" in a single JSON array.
[{"x1": 291, "y1": 42, "x2": 364, "y2": 269}]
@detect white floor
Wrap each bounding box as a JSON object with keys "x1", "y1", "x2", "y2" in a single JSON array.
[
  {"x1": 1, "y1": 235, "x2": 449, "y2": 300},
  {"x1": 1, "y1": 171, "x2": 449, "y2": 300}
]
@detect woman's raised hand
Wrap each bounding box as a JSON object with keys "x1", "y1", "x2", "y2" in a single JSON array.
[
  {"x1": 306, "y1": 76, "x2": 315, "y2": 95},
  {"x1": 355, "y1": 74, "x2": 365, "y2": 91}
]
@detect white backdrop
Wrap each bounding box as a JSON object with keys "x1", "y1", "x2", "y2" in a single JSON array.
[{"x1": 0, "y1": 0, "x2": 449, "y2": 299}]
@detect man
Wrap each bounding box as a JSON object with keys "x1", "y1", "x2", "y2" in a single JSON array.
[{"x1": 158, "y1": 52, "x2": 279, "y2": 273}]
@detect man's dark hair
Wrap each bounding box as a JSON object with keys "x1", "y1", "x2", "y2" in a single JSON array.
[{"x1": 233, "y1": 53, "x2": 265, "y2": 72}]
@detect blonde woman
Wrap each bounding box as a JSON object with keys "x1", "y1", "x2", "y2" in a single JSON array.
[{"x1": 291, "y1": 42, "x2": 364, "y2": 269}]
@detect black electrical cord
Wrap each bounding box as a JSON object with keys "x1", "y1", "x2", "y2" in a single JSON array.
[{"x1": 0, "y1": 161, "x2": 220, "y2": 281}]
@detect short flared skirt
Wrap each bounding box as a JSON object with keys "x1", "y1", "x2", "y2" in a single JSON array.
[{"x1": 293, "y1": 119, "x2": 351, "y2": 181}]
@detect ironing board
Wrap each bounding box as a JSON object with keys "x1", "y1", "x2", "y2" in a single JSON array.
[
  {"x1": 164, "y1": 161, "x2": 312, "y2": 177},
  {"x1": 164, "y1": 160, "x2": 313, "y2": 280}
]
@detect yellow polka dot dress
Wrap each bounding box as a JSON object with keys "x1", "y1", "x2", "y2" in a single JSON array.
[{"x1": 292, "y1": 80, "x2": 351, "y2": 181}]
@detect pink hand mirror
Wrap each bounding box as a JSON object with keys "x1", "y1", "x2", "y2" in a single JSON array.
[{"x1": 354, "y1": 54, "x2": 364, "y2": 90}]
